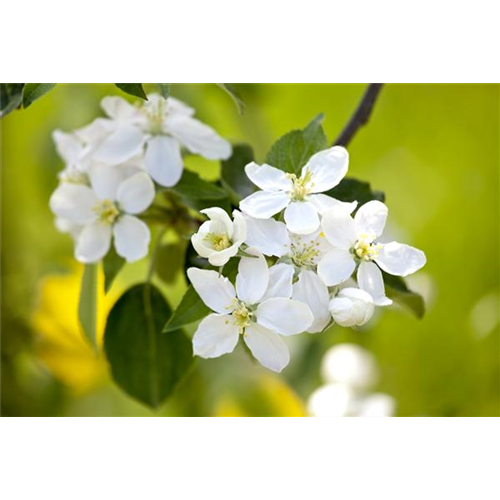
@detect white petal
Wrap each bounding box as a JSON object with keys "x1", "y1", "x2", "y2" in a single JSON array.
[
  {"x1": 239, "y1": 190, "x2": 290, "y2": 219},
  {"x1": 243, "y1": 324, "x2": 290, "y2": 373},
  {"x1": 357, "y1": 261, "x2": 392, "y2": 306},
  {"x1": 88, "y1": 164, "x2": 127, "y2": 200},
  {"x1": 321, "y1": 207, "x2": 357, "y2": 249},
  {"x1": 244, "y1": 216, "x2": 290, "y2": 257},
  {"x1": 53, "y1": 130, "x2": 82, "y2": 165},
  {"x1": 376, "y1": 242, "x2": 427, "y2": 276},
  {"x1": 309, "y1": 194, "x2": 357, "y2": 215},
  {"x1": 261, "y1": 263, "x2": 294, "y2": 301},
  {"x1": 93, "y1": 125, "x2": 146, "y2": 165},
  {"x1": 187, "y1": 268, "x2": 236, "y2": 314},
  {"x1": 244, "y1": 162, "x2": 292, "y2": 192},
  {"x1": 167, "y1": 96, "x2": 195, "y2": 116},
  {"x1": 101, "y1": 96, "x2": 139, "y2": 121},
  {"x1": 165, "y1": 114, "x2": 232, "y2": 160},
  {"x1": 284, "y1": 201, "x2": 319, "y2": 235},
  {"x1": 354, "y1": 200, "x2": 388, "y2": 238},
  {"x1": 200, "y1": 207, "x2": 234, "y2": 238},
  {"x1": 116, "y1": 172, "x2": 155, "y2": 214},
  {"x1": 232, "y1": 210, "x2": 247, "y2": 243},
  {"x1": 49, "y1": 183, "x2": 97, "y2": 224},
  {"x1": 256, "y1": 297, "x2": 313, "y2": 336},
  {"x1": 75, "y1": 118, "x2": 114, "y2": 145},
  {"x1": 304, "y1": 146, "x2": 349, "y2": 193},
  {"x1": 207, "y1": 243, "x2": 240, "y2": 267},
  {"x1": 113, "y1": 215, "x2": 150, "y2": 262},
  {"x1": 317, "y1": 248, "x2": 356, "y2": 286},
  {"x1": 358, "y1": 393, "x2": 396, "y2": 417},
  {"x1": 145, "y1": 135, "x2": 184, "y2": 187},
  {"x1": 236, "y1": 248, "x2": 269, "y2": 305},
  {"x1": 75, "y1": 221, "x2": 112, "y2": 263},
  {"x1": 292, "y1": 270, "x2": 331, "y2": 333},
  {"x1": 192, "y1": 314, "x2": 239, "y2": 359}
]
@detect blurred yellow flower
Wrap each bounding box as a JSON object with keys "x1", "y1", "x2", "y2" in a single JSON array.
[{"x1": 32, "y1": 265, "x2": 119, "y2": 393}]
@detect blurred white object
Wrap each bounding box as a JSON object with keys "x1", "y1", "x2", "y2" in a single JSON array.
[
  {"x1": 329, "y1": 287, "x2": 374, "y2": 327},
  {"x1": 309, "y1": 343, "x2": 396, "y2": 417},
  {"x1": 357, "y1": 393, "x2": 396, "y2": 417},
  {"x1": 321, "y1": 344, "x2": 378, "y2": 390}
]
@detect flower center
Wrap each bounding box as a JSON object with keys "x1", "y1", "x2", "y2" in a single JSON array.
[
  {"x1": 353, "y1": 234, "x2": 382, "y2": 261},
  {"x1": 291, "y1": 239, "x2": 321, "y2": 269},
  {"x1": 231, "y1": 301, "x2": 253, "y2": 333},
  {"x1": 287, "y1": 169, "x2": 314, "y2": 201},
  {"x1": 94, "y1": 199, "x2": 120, "y2": 225},
  {"x1": 146, "y1": 98, "x2": 166, "y2": 135},
  {"x1": 203, "y1": 232, "x2": 231, "y2": 251}
]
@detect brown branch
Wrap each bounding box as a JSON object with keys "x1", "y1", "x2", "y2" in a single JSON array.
[{"x1": 334, "y1": 84, "x2": 384, "y2": 147}]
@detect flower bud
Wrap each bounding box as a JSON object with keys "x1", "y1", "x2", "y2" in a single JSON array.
[{"x1": 329, "y1": 287, "x2": 374, "y2": 327}]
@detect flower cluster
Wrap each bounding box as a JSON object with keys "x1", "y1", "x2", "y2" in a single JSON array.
[
  {"x1": 49, "y1": 94, "x2": 231, "y2": 263},
  {"x1": 188, "y1": 146, "x2": 426, "y2": 372}
]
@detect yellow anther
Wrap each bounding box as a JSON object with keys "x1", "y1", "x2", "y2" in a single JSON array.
[
  {"x1": 204, "y1": 232, "x2": 231, "y2": 251},
  {"x1": 93, "y1": 199, "x2": 119, "y2": 225}
]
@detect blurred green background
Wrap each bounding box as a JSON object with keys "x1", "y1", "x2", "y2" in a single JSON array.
[{"x1": 1, "y1": 84, "x2": 498, "y2": 416}]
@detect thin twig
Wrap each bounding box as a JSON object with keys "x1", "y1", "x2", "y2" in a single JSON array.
[{"x1": 334, "y1": 84, "x2": 384, "y2": 147}]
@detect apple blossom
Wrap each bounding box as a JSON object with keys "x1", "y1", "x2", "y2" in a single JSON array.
[
  {"x1": 50, "y1": 170, "x2": 154, "y2": 263},
  {"x1": 187, "y1": 249, "x2": 314, "y2": 372},
  {"x1": 92, "y1": 94, "x2": 232, "y2": 188},
  {"x1": 318, "y1": 200, "x2": 426, "y2": 305},
  {"x1": 191, "y1": 208, "x2": 247, "y2": 267},
  {"x1": 239, "y1": 146, "x2": 350, "y2": 234},
  {"x1": 243, "y1": 214, "x2": 353, "y2": 333}
]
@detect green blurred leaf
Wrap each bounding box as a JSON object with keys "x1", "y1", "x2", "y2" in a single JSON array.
[
  {"x1": 217, "y1": 83, "x2": 245, "y2": 114},
  {"x1": 115, "y1": 83, "x2": 148, "y2": 100},
  {"x1": 170, "y1": 170, "x2": 228, "y2": 201},
  {"x1": 0, "y1": 83, "x2": 24, "y2": 118},
  {"x1": 22, "y1": 83, "x2": 56, "y2": 108},
  {"x1": 103, "y1": 247, "x2": 125, "y2": 293},
  {"x1": 384, "y1": 273, "x2": 425, "y2": 319},
  {"x1": 78, "y1": 264, "x2": 99, "y2": 349},
  {"x1": 266, "y1": 114, "x2": 328, "y2": 174},
  {"x1": 156, "y1": 243, "x2": 185, "y2": 284},
  {"x1": 157, "y1": 83, "x2": 170, "y2": 99},
  {"x1": 220, "y1": 144, "x2": 255, "y2": 203},
  {"x1": 326, "y1": 177, "x2": 385, "y2": 205},
  {"x1": 104, "y1": 284, "x2": 193, "y2": 408},
  {"x1": 163, "y1": 285, "x2": 210, "y2": 333}
]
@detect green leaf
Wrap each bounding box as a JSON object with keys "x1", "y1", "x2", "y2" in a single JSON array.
[
  {"x1": 266, "y1": 114, "x2": 328, "y2": 174},
  {"x1": 0, "y1": 83, "x2": 24, "y2": 118},
  {"x1": 217, "y1": 83, "x2": 245, "y2": 114},
  {"x1": 78, "y1": 264, "x2": 99, "y2": 348},
  {"x1": 326, "y1": 177, "x2": 385, "y2": 205},
  {"x1": 163, "y1": 285, "x2": 210, "y2": 333},
  {"x1": 103, "y1": 247, "x2": 125, "y2": 293},
  {"x1": 169, "y1": 169, "x2": 229, "y2": 202},
  {"x1": 156, "y1": 243, "x2": 185, "y2": 284},
  {"x1": 383, "y1": 273, "x2": 425, "y2": 319},
  {"x1": 22, "y1": 83, "x2": 56, "y2": 108},
  {"x1": 104, "y1": 284, "x2": 193, "y2": 408},
  {"x1": 220, "y1": 144, "x2": 255, "y2": 203},
  {"x1": 115, "y1": 83, "x2": 148, "y2": 100},
  {"x1": 157, "y1": 83, "x2": 170, "y2": 99}
]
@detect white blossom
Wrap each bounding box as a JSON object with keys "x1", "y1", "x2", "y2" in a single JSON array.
[
  {"x1": 92, "y1": 94, "x2": 232, "y2": 187},
  {"x1": 50, "y1": 169, "x2": 154, "y2": 263},
  {"x1": 318, "y1": 200, "x2": 426, "y2": 305},
  {"x1": 191, "y1": 208, "x2": 246, "y2": 267},
  {"x1": 187, "y1": 249, "x2": 314, "y2": 372},
  {"x1": 239, "y1": 146, "x2": 350, "y2": 234},
  {"x1": 244, "y1": 215, "x2": 353, "y2": 333},
  {"x1": 329, "y1": 287, "x2": 374, "y2": 327}
]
